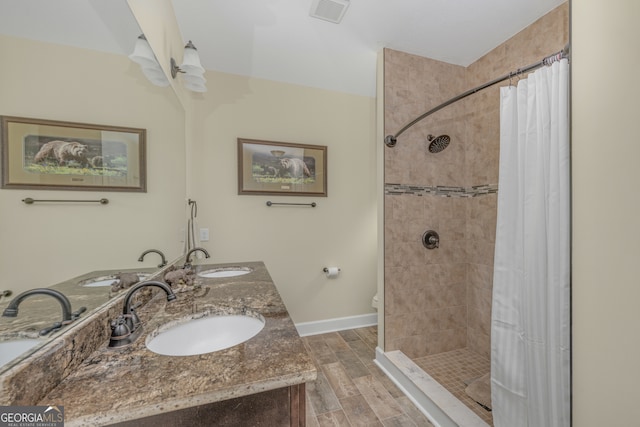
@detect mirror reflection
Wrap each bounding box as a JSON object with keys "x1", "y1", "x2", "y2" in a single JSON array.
[{"x1": 0, "y1": 0, "x2": 186, "y2": 370}]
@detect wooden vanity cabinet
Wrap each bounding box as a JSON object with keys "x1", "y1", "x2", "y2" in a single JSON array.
[{"x1": 111, "y1": 384, "x2": 306, "y2": 427}]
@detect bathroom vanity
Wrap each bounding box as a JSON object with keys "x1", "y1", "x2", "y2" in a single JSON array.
[{"x1": 0, "y1": 261, "x2": 316, "y2": 426}]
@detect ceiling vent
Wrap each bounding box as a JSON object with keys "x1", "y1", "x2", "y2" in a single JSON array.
[{"x1": 309, "y1": 0, "x2": 350, "y2": 24}]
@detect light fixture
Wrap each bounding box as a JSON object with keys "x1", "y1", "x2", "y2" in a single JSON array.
[
  {"x1": 129, "y1": 34, "x2": 170, "y2": 87},
  {"x1": 129, "y1": 36, "x2": 207, "y2": 93},
  {"x1": 170, "y1": 41, "x2": 207, "y2": 93}
]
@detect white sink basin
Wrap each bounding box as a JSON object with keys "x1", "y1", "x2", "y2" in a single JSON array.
[
  {"x1": 0, "y1": 339, "x2": 42, "y2": 366},
  {"x1": 81, "y1": 276, "x2": 117, "y2": 287},
  {"x1": 198, "y1": 267, "x2": 253, "y2": 279},
  {"x1": 146, "y1": 314, "x2": 265, "y2": 356},
  {"x1": 81, "y1": 273, "x2": 150, "y2": 287}
]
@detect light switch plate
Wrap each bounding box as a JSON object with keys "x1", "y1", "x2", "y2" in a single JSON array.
[{"x1": 199, "y1": 228, "x2": 209, "y2": 242}]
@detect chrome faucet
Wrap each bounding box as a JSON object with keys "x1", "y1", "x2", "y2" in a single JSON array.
[
  {"x1": 138, "y1": 249, "x2": 167, "y2": 267},
  {"x1": 183, "y1": 247, "x2": 210, "y2": 269},
  {"x1": 108, "y1": 280, "x2": 176, "y2": 348},
  {"x1": 2, "y1": 288, "x2": 72, "y2": 322}
]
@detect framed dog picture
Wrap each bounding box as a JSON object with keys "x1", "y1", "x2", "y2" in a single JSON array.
[
  {"x1": 237, "y1": 138, "x2": 327, "y2": 197},
  {"x1": 1, "y1": 116, "x2": 146, "y2": 192}
]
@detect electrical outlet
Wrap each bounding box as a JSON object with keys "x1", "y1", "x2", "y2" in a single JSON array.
[{"x1": 199, "y1": 228, "x2": 209, "y2": 242}]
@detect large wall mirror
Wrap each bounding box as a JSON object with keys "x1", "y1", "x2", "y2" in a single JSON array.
[{"x1": 0, "y1": 1, "x2": 186, "y2": 371}]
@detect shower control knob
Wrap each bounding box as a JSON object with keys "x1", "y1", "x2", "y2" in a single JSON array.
[{"x1": 422, "y1": 230, "x2": 440, "y2": 249}]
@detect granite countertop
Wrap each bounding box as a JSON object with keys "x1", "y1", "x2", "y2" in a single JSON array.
[{"x1": 40, "y1": 261, "x2": 317, "y2": 426}]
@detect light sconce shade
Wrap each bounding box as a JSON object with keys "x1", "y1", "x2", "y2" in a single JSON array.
[
  {"x1": 182, "y1": 73, "x2": 207, "y2": 93},
  {"x1": 180, "y1": 41, "x2": 205, "y2": 74},
  {"x1": 140, "y1": 66, "x2": 170, "y2": 87},
  {"x1": 129, "y1": 35, "x2": 169, "y2": 87},
  {"x1": 129, "y1": 34, "x2": 156, "y2": 67},
  {"x1": 171, "y1": 41, "x2": 207, "y2": 93}
]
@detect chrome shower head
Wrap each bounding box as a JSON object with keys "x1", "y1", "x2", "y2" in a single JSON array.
[{"x1": 427, "y1": 134, "x2": 450, "y2": 153}]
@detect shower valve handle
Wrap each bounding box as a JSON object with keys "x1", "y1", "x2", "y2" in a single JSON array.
[{"x1": 422, "y1": 230, "x2": 440, "y2": 249}]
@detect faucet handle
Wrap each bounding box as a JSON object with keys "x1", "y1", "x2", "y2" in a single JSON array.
[
  {"x1": 110, "y1": 316, "x2": 130, "y2": 336},
  {"x1": 109, "y1": 315, "x2": 140, "y2": 348},
  {"x1": 71, "y1": 306, "x2": 87, "y2": 320},
  {"x1": 40, "y1": 322, "x2": 63, "y2": 336},
  {"x1": 128, "y1": 309, "x2": 141, "y2": 330}
]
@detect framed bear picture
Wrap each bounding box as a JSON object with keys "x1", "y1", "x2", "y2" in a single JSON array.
[
  {"x1": 0, "y1": 116, "x2": 146, "y2": 192},
  {"x1": 237, "y1": 138, "x2": 327, "y2": 197}
]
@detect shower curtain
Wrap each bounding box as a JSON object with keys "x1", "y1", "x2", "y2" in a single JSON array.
[{"x1": 491, "y1": 58, "x2": 570, "y2": 427}]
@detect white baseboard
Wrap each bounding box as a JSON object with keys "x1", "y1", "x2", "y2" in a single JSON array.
[{"x1": 295, "y1": 312, "x2": 377, "y2": 337}]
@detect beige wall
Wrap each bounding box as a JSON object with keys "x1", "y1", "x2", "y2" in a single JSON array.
[
  {"x1": 383, "y1": 4, "x2": 568, "y2": 358},
  {"x1": 186, "y1": 71, "x2": 378, "y2": 323},
  {"x1": 572, "y1": 0, "x2": 640, "y2": 425},
  {"x1": 0, "y1": 35, "x2": 186, "y2": 292}
]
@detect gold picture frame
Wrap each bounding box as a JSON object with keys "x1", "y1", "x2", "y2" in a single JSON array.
[
  {"x1": 238, "y1": 138, "x2": 327, "y2": 197},
  {"x1": 1, "y1": 116, "x2": 146, "y2": 192}
]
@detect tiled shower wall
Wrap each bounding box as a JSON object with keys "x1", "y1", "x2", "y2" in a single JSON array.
[{"x1": 384, "y1": 3, "x2": 569, "y2": 360}]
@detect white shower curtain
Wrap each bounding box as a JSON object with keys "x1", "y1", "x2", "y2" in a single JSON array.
[{"x1": 491, "y1": 58, "x2": 570, "y2": 427}]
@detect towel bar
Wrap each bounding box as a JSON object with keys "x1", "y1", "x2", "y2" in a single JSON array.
[
  {"x1": 266, "y1": 201, "x2": 316, "y2": 207},
  {"x1": 22, "y1": 198, "x2": 109, "y2": 205}
]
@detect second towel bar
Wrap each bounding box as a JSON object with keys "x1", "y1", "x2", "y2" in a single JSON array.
[{"x1": 266, "y1": 201, "x2": 316, "y2": 208}]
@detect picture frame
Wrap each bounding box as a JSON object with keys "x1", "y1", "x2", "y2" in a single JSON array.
[
  {"x1": 1, "y1": 116, "x2": 146, "y2": 192},
  {"x1": 238, "y1": 138, "x2": 327, "y2": 197}
]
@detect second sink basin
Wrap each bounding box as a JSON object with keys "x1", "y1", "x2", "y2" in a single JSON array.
[
  {"x1": 145, "y1": 313, "x2": 265, "y2": 356},
  {"x1": 80, "y1": 273, "x2": 151, "y2": 287},
  {"x1": 198, "y1": 266, "x2": 253, "y2": 279}
]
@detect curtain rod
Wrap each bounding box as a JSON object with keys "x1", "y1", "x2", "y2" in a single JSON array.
[{"x1": 384, "y1": 44, "x2": 570, "y2": 147}]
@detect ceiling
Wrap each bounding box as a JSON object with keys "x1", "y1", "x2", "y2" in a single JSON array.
[{"x1": 0, "y1": 0, "x2": 566, "y2": 97}]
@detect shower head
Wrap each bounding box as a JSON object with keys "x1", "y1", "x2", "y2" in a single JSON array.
[
  {"x1": 427, "y1": 134, "x2": 450, "y2": 153},
  {"x1": 384, "y1": 133, "x2": 451, "y2": 152}
]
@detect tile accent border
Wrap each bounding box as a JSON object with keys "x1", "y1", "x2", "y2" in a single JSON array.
[{"x1": 385, "y1": 183, "x2": 498, "y2": 198}]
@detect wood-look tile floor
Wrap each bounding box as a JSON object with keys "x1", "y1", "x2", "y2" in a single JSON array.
[{"x1": 302, "y1": 327, "x2": 434, "y2": 426}]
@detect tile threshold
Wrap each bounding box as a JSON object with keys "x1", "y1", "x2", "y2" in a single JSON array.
[{"x1": 375, "y1": 349, "x2": 489, "y2": 427}]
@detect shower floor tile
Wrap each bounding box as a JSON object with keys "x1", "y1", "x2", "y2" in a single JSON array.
[{"x1": 413, "y1": 348, "x2": 493, "y2": 425}]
